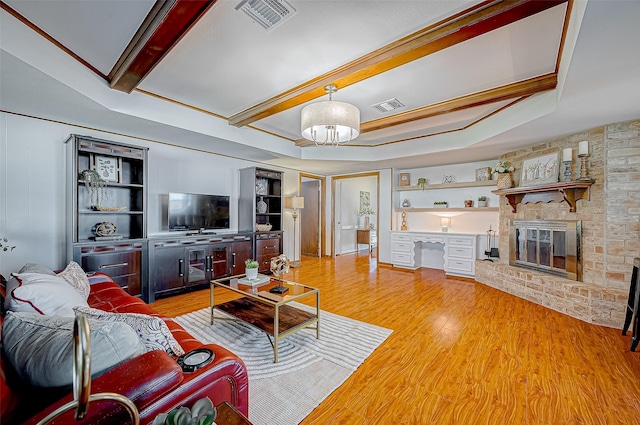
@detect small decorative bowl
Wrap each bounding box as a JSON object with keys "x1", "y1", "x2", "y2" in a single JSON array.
[{"x1": 255, "y1": 223, "x2": 272, "y2": 232}]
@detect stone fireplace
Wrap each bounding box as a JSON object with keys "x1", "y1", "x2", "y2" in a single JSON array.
[
  {"x1": 474, "y1": 118, "x2": 640, "y2": 329},
  {"x1": 510, "y1": 220, "x2": 581, "y2": 281}
]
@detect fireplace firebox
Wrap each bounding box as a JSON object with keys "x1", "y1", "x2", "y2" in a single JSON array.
[{"x1": 509, "y1": 220, "x2": 582, "y2": 281}]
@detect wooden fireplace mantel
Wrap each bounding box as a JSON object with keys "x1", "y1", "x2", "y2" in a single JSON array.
[{"x1": 492, "y1": 180, "x2": 594, "y2": 213}]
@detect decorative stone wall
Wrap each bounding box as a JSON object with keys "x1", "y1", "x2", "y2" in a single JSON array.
[{"x1": 476, "y1": 118, "x2": 640, "y2": 328}]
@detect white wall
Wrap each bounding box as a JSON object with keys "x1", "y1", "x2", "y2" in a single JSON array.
[
  {"x1": 0, "y1": 112, "x2": 291, "y2": 276},
  {"x1": 0, "y1": 111, "x2": 492, "y2": 275}
]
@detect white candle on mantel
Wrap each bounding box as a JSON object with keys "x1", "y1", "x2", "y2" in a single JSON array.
[
  {"x1": 579, "y1": 141, "x2": 589, "y2": 155},
  {"x1": 563, "y1": 148, "x2": 572, "y2": 162}
]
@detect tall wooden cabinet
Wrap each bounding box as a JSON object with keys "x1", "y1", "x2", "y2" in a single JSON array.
[
  {"x1": 66, "y1": 135, "x2": 148, "y2": 300},
  {"x1": 239, "y1": 167, "x2": 284, "y2": 272}
]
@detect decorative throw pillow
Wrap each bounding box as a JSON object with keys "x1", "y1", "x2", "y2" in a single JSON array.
[
  {"x1": 18, "y1": 263, "x2": 56, "y2": 275},
  {"x1": 73, "y1": 306, "x2": 185, "y2": 357},
  {"x1": 4, "y1": 264, "x2": 56, "y2": 312},
  {"x1": 56, "y1": 261, "x2": 90, "y2": 300},
  {"x1": 7, "y1": 273, "x2": 89, "y2": 317},
  {"x1": 1, "y1": 311, "x2": 145, "y2": 388}
]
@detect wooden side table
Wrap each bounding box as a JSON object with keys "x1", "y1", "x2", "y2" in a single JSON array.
[
  {"x1": 216, "y1": 402, "x2": 252, "y2": 425},
  {"x1": 357, "y1": 229, "x2": 371, "y2": 252}
]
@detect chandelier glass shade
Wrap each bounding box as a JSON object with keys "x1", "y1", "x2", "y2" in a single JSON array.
[{"x1": 301, "y1": 84, "x2": 360, "y2": 147}]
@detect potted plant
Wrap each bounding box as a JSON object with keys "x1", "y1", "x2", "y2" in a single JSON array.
[
  {"x1": 417, "y1": 177, "x2": 427, "y2": 189},
  {"x1": 478, "y1": 196, "x2": 488, "y2": 207},
  {"x1": 433, "y1": 201, "x2": 448, "y2": 208},
  {"x1": 151, "y1": 396, "x2": 217, "y2": 425},
  {"x1": 245, "y1": 259, "x2": 259, "y2": 280},
  {"x1": 80, "y1": 169, "x2": 108, "y2": 208},
  {"x1": 358, "y1": 207, "x2": 376, "y2": 229},
  {"x1": 494, "y1": 160, "x2": 515, "y2": 189}
]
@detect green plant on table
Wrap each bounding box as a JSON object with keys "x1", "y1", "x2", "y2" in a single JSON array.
[
  {"x1": 151, "y1": 397, "x2": 217, "y2": 425},
  {"x1": 245, "y1": 259, "x2": 259, "y2": 269},
  {"x1": 478, "y1": 196, "x2": 487, "y2": 201}
]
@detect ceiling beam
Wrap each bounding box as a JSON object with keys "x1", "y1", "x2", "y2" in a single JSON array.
[
  {"x1": 109, "y1": 0, "x2": 216, "y2": 93},
  {"x1": 229, "y1": 0, "x2": 567, "y2": 128},
  {"x1": 361, "y1": 73, "x2": 557, "y2": 133},
  {"x1": 294, "y1": 74, "x2": 557, "y2": 147}
]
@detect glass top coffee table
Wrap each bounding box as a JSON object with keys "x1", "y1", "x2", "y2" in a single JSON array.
[{"x1": 210, "y1": 274, "x2": 320, "y2": 363}]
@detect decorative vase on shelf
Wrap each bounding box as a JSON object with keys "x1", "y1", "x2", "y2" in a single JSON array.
[
  {"x1": 496, "y1": 173, "x2": 513, "y2": 189},
  {"x1": 256, "y1": 197, "x2": 267, "y2": 214}
]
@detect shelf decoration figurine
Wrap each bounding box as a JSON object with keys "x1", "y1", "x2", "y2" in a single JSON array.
[
  {"x1": 402, "y1": 199, "x2": 410, "y2": 207},
  {"x1": 494, "y1": 160, "x2": 514, "y2": 189},
  {"x1": 442, "y1": 174, "x2": 455, "y2": 184},
  {"x1": 417, "y1": 177, "x2": 427, "y2": 189},
  {"x1": 81, "y1": 169, "x2": 108, "y2": 208},
  {"x1": 577, "y1": 141, "x2": 592, "y2": 181},
  {"x1": 464, "y1": 197, "x2": 473, "y2": 208},
  {"x1": 269, "y1": 254, "x2": 290, "y2": 294},
  {"x1": 401, "y1": 212, "x2": 408, "y2": 231}
]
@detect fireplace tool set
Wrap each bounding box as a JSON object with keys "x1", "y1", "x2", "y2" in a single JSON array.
[{"x1": 484, "y1": 225, "x2": 499, "y2": 261}]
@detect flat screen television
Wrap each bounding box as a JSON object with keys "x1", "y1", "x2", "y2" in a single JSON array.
[{"x1": 168, "y1": 192, "x2": 230, "y2": 231}]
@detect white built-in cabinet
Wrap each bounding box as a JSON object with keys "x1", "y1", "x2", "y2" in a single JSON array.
[{"x1": 391, "y1": 231, "x2": 478, "y2": 277}]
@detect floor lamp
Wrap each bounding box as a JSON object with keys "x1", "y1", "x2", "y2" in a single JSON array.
[{"x1": 286, "y1": 196, "x2": 305, "y2": 268}]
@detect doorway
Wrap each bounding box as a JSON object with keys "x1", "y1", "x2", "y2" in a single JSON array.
[
  {"x1": 331, "y1": 172, "x2": 380, "y2": 258},
  {"x1": 299, "y1": 174, "x2": 325, "y2": 258}
]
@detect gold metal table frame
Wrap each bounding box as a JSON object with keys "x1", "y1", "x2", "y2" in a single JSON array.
[{"x1": 210, "y1": 274, "x2": 320, "y2": 363}]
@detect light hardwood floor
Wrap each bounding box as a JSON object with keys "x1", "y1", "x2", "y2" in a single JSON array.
[{"x1": 151, "y1": 252, "x2": 640, "y2": 424}]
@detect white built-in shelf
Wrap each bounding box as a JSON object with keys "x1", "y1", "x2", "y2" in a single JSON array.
[
  {"x1": 393, "y1": 180, "x2": 496, "y2": 191},
  {"x1": 396, "y1": 207, "x2": 499, "y2": 213}
]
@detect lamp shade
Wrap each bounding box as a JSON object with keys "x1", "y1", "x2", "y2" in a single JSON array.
[
  {"x1": 285, "y1": 196, "x2": 304, "y2": 209},
  {"x1": 440, "y1": 217, "x2": 451, "y2": 226},
  {"x1": 301, "y1": 100, "x2": 360, "y2": 144}
]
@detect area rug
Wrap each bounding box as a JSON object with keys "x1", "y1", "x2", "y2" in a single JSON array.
[{"x1": 175, "y1": 303, "x2": 392, "y2": 425}]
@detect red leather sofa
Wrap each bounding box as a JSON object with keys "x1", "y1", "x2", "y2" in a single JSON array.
[{"x1": 1, "y1": 272, "x2": 249, "y2": 424}]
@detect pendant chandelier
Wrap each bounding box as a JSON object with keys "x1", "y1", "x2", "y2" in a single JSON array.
[{"x1": 300, "y1": 84, "x2": 360, "y2": 147}]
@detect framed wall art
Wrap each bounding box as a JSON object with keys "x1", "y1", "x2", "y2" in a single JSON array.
[
  {"x1": 521, "y1": 153, "x2": 559, "y2": 186},
  {"x1": 255, "y1": 178, "x2": 268, "y2": 195},
  {"x1": 475, "y1": 167, "x2": 491, "y2": 181},
  {"x1": 95, "y1": 155, "x2": 119, "y2": 182}
]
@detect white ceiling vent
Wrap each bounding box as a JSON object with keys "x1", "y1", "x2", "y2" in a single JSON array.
[
  {"x1": 236, "y1": 0, "x2": 297, "y2": 31},
  {"x1": 372, "y1": 98, "x2": 405, "y2": 113}
]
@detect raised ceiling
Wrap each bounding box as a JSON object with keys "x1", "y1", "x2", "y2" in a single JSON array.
[{"x1": 1, "y1": 0, "x2": 639, "y2": 175}]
